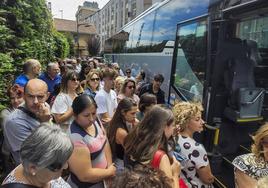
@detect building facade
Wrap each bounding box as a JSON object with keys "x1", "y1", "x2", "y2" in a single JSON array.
[
  {"x1": 85, "y1": 0, "x2": 163, "y2": 52},
  {"x1": 54, "y1": 18, "x2": 97, "y2": 57}
]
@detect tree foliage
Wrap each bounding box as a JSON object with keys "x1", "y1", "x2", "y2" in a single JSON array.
[{"x1": 0, "y1": 0, "x2": 70, "y2": 106}]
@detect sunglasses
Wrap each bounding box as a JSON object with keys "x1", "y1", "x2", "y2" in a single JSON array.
[
  {"x1": 70, "y1": 78, "x2": 79, "y2": 82},
  {"x1": 127, "y1": 85, "x2": 135, "y2": 89},
  {"x1": 90, "y1": 78, "x2": 100, "y2": 81},
  {"x1": 126, "y1": 72, "x2": 131, "y2": 74},
  {"x1": 46, "y1": 162, "x2": 64, "y2": 172}
]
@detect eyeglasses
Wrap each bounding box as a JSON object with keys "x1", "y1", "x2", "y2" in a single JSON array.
[
  {"x1": 70, "y1": 78, "x2": 79, "y2": 82},
  {"x1": 90, "y1": 78, "x2": 100, "y2": 82},
  {"x1": 127, "y1": 85, "x2": 135, "y2": 89},
  {"x1": 126, "y1": 71, "x2": 131, "y2": 74},
  {"x1": 46, "y1": 162, "x2": 64, "y2": 172}
]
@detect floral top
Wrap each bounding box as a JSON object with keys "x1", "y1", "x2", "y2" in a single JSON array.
[
  {"x1": 2, "y1": 166, "x2": 71, "y2": 188},
  {"x1": 232, "y1": 153, "x2": 268, "y2": 180}
]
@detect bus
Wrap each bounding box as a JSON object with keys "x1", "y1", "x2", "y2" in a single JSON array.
[
  {"x1": 105, "y1": 0, "x2": 268, "y2": 187},
  {"x1": 104, "y1": 0, "x2": 209, "y2": 99}
]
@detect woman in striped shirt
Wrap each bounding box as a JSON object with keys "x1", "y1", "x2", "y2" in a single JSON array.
[{"x1": 67, "y1": 94, "x2": 116, "y2": 188}]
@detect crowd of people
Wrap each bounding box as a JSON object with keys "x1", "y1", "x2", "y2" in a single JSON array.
[{"x1": 0, "y1": 57, "x2": 267, "y2": 188}]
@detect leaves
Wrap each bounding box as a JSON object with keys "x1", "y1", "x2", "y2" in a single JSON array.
[{"x1": 0, "y1": 0, "x2": 71, "y2": 106}]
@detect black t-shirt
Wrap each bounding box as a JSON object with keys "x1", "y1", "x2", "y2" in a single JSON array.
[{"x1": 139, "y1": 83, "x2": 165, "y2": 104}]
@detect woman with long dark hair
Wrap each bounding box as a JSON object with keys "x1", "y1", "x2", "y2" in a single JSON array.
[
  {"x1": 67, "y1": 94, "x2": 116, "y2": 188},
  {"x1": 107, "y1": 98, "x2": 138, "y2": 171},
  {"x1": 124, "y1": 105, "x2": 180, "y2": 188},
  {"x1": 51, "y1": 71, "x2": 79, "y2": 131}
]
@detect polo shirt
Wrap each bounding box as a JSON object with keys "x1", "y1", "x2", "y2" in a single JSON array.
[
  {"x1": 39, "y1": 72, "x2": 61, "y2": 93},
  {"x1": 14, "y1": 74, "x2": 29, "y2": 87},
  {"x1": 4, "y1": 105, "x2": 40, "y2": 164}
]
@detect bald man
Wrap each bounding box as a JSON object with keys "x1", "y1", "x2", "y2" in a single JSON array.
[
  {"x1": 4, "y1": 79, "x2": 52, "y2": 164},
  {"x1": 14, "y1": 59, "x2": 42, "y2": 87}
]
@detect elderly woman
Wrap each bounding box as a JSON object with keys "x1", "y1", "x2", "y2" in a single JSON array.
[
  {"x1": 117, "y1": 79, "x2": 139, "y2": 104},
  {"x1": 2, "y1": 125, "x2": 73, "y2": 188},
  {"x1": 172, "y1": 102, "x2": 214, "y2": 187},
  {"x1": 84, "y1": 69, "x2": 100, "y2": 98},
  {"x1": 232, "y1": 122, "x2": 268, "y2": 188}
]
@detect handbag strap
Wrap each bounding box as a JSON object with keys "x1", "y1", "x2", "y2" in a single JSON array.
[{"x1": 151, "y1": 150, "x2": 165, "y2": 168}]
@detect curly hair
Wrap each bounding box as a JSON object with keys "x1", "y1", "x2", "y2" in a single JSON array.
[
  {"x1": 172, "y1": 102, "x2": 203, "y2": 131},
  {"x1": 111, "y1": 164, "x2": 172, "y2": 188},
  {"x1": 251, "y1": 122, "x2": 268, "y2": 159}
]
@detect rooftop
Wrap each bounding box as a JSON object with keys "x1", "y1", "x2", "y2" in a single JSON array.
[{"x1": 53, "y1": 18, "x2": 96, "y2": 34}]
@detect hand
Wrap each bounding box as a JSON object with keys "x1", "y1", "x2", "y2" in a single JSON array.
[
  {"x1": 107, "y1": 163, "x2": 116, "y2": 177},
  {"x1": 171, "y1": 156, "x2": 181, "y2": 176},
  {"x1": 133, "y1": 118, "x2": 139, "y2": 126},
  {"x1": 36, "y1": 103, "x2": 51, "y2": 122}
]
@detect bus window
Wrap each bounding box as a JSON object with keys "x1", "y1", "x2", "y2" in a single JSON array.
[
  {"x1": 236, "y1": 16, "x2": 268, "y2": 65},
  {"x1": 173, "y1": 20, "x2": 207, "y2": 102}
]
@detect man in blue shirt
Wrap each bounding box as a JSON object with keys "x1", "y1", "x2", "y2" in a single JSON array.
[
  {"x1": 39, "y1": 62, "x2": 61, "y2": 104},
  {"x1": 14, "y1": 59, "x2": 41, "y2": 87}
]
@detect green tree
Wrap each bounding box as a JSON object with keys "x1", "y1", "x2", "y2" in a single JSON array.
[{"x1": 0, "y1": 0, "x2": 69, "y2": 106}]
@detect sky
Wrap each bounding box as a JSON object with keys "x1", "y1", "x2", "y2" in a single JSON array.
[{"x1": 49, "y1": 0, "x2": 110, "y2": 20}]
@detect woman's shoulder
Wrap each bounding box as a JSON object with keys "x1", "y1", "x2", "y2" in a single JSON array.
[
  {"x1": 232, "y1": 153, "x2": 268, "y2": 179},
  {"x1": 233, "y1": 153, "x2": 258, "y2": 168},
  {"x1": 178, "y1": 135, "x2": 204, "y2": 150},
  {"x1": 51, "y1": 177, "x2": 71, "y2": 188}
]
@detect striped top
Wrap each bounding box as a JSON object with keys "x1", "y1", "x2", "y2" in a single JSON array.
[{"x1": 68, "y1": 120, "x2": 108, "y2": 187}]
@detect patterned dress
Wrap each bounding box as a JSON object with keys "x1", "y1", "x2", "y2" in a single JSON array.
[
  {"x1": 178, "y1": 135, "x2": 214, "y2": 188},
  {"x1": 232, "y1": 153, "x2": 268, "y2": 180},
  {"x1": 2, "y1": 166, "x2": 70, "y2": 188}
]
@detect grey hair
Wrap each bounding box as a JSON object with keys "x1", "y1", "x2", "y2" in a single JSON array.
[
  {"x1": 23, "y1": 59, "x2": 41, "y2": 73},
  {"x1": 20, "y1": 124, "x2": 73, "y2": 170},
  {"x1": 47, "y1": 62, "x2": 58, "y2": 69}
]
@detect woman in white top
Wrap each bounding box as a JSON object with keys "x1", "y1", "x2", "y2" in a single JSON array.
[
  {"x1": 51, "y1": 71, "x2": 79, "y2": 131},
  {"x1": 173, "y1": 102, "x2": 214, "y2": 188}
]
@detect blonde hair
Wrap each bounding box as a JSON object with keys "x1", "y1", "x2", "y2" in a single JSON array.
[
  {"x1": 257, "y1": 176, "x2": 268, "y2": 188},
  {"x1": 86, "y1": 69, "x2": 100, "y2": 90},
  {"x1": 172, "y1": 102, "x2": 203, "y2": 131},
  {"x1": 251, "y1": 122, "x2": 268, "y2": 158}
]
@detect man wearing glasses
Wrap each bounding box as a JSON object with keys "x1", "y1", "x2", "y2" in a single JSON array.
[
  {"x1": 125, "y1": 68, "x2": 135, "y2": 80},
  {"x1": 4, "y1": 79, "x2": 52, "y2": 165},
  {"x1": 139, "y1": 74, "x2": 165, "y2": 104}
]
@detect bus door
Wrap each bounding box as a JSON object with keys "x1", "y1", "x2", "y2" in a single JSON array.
[{"x1": 169, "y1": 16, "x2": 208, "y2": 106}]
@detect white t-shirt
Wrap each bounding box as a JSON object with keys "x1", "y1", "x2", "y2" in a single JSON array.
[
  {"x1": 51, "y1": 93, "x2": 74, "y2": 126},
  {"x1": 178, "y1": 135, "x2": 213, "y2": 188},
  {"x1": 94, "y1": 88, "x2": 118, "y2": 118}
]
